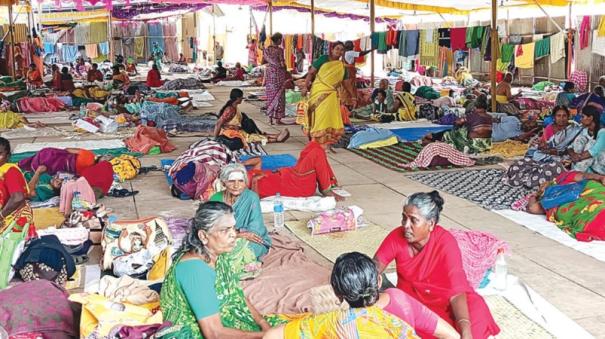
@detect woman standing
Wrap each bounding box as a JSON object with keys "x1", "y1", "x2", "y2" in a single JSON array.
[
  {"x1": 30, "y1": 29, "x2": 45, "y2": 77},
  {"x1": 263, "y1": 33, "x2": 288, "y2": 125},
  {"x1": 302, "y1": 42, "x2": 348, "y2": 145},
  {"x1": 247, "y1": 39, "x2": 258, "y2": 67}
]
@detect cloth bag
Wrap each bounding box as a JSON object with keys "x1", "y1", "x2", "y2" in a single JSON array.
[
  {"x1": 307, "y1": 207, "x2": 362, "y2": 235},
  {"x1": 541, "y1": 180, "x2": 588, "y2": 210},
  {"x1": 0, "y1": 219, "x2": 30, "y2": 288}
]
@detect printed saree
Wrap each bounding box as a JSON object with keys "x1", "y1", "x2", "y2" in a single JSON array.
[
  {"x1": 264, "y1": 46, "x2": 287, "y2": 120},
  {"x1": 546, "y1": 172, "x2": 605, "y2": 242},
  {"x1": 395, "y1": 92, "x2": 417, "y2": 121},
  {"x1": 307, "y1": 59, "x2": 345, "y2": 144},
  {"x1": 527, "y1": 123, "x2": 583, "y2": 162},
  {"x1": 442, "y1": 126, "x2": 492, "y2": 154},
  {"x1": 0, "y1": 164, "x2": 33, "y2": 234},
  {"x1": 284, "y1": 306, "x2": 419, "y2": 339},
  {"x1": 160, "y1": 254, "x2": 290, "y2": 338}
]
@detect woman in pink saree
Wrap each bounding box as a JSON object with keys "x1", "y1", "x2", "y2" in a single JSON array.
[{"x1": 263, "y1": 33, "x2": 288, "y2": 125}]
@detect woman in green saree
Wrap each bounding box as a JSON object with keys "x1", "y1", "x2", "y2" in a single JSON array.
[{"x1": 160, "y1": 201, "x2": 288, "y2": 339}]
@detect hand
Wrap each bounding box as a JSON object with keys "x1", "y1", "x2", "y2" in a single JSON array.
[
  {"x1": 300, "y1": 87, "x2": 308, "y2": 97},
  {"x1": 238, "y1": 231, "x2": 265, "y2": 245},
  {"x1": 36, "y1": 165, "x2": 47, "y2": 173},
  {"x1": 259, "y1": 319, "x2": 272, "y2": 332}
]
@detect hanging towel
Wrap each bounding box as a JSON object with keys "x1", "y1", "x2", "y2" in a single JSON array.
[
  {"x1": 85, "y1": 44, "x2": 98, "y2": 59},
  {"x1": 450, "y1": 27, "x2": 467, "y2": 51},
  {"x1": 550, "y1": 32, "x2": 565, "y2": 64},
  {"x1": 598, "y1": 17, "x2": 605, "y2": 37},
  {"x1": 425, "y1": 29, "x2": 434, "y2": 43},
  {"x1": 420, "y1": 30, "x2": 438, "y2": 58},
  {"x1": 98, "y1": 42, "x2": 110, "y2": 56},
  {"x1": 371, "y1": 32, "x2": 379, "y2": 49},
  {"x1": 405, "y1": 30, "x2": 419, "y2": 57},
  {"x1": 61, "y1": 45, "x2": 78, "y2": 62},
  {"x1": 387, "y1": 26, "x2": 398, "y2": 47},
  {"x1": 134, "y1": 37, "x2": 145, "y2": 58},
  {"x1": 534, "y1": 37, "x2": 550, "y2": 59},
  {"x1": 398, "y1": 30, "x2": 406, "y2": 57},
  {"x1": 579, "y1": 16, "x2": 591, "y2": 50},
  {"x1": 469, "y1": 26, "x2": 485, "y2": 49},
  {"x1": 592, "y1": 30, "x2": 605, "y2": 57},
  {"x1": 377, "y1": 31, "x2": 388, "y2": 54},
  {"x1": 515, "y1": 43, "x2": 535, "y2": 69},
  {"x1": 438, "y1": 28, "x2": 451, "y2": 47},
  {"x1": 43, "y1": 42, "x2": 55, "y2": 55},
  {"x1": 500, "y1": 44, "x2": 514, "y2": 63}
]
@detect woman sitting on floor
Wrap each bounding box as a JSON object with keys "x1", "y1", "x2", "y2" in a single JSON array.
[
  {"x1": 555, "y1": 81, "x2": 576, "y2": 107},
  {"x1": 60, "y1": 67, "x2": 76, "y2": 92},
  {"x1": 568, "y1": 106, "x2": 605, "y2": 175},
  {"x1": 391, "y1": 81, "x2": 416, "y2": 121},
  {"x1": 49, "y1": 64, "x2": 62, "y2": 90},
  {"x1": 374, "y1": 191, "x2": 500, "y2": 338},
  {"x1": 210, "y1": 164, "x2": 272, "y2": 275},
  {"x1": 495, "y1": 72, "x2": 521, "y2": 115},
  {"x1": 353, "y1": 80, "x2": 394, "y2": 119},
  {"x1": 249, "y1": 140, "x2": 344, "y2": 201},
  {"x1": 214, "y1": 88, "x2": 289, "y2": 151},
  {"x1": 160, "y1": 201, "x2": 290, "y2": 338},
  {"x1": 266, "y1": 252, "x2": 431, "y2": 338},
  {"x1": 423, "y1": 95, "x2": 493, "y2": 154},
  {"x1": 0, "y1": 137, "x2": 34, "y2": 235},
  {"x1": 527, "y1": 105, "x2": 582, "y2": 163},
  {"x1": 146, "y1": 63, "x2": 164, "y2": 88},
  {"x1": 112, "y1": 65, "x2": 131, "y2": 89},
  {"x1": 527, "y1": 171, "x2": 605, "y2": 242},
  {"x1": 571, "y1": 86, "x2": 605, "y2": 121},
  {"x1": 25, "y1": 63, "x2": 43, "y2": 88}
]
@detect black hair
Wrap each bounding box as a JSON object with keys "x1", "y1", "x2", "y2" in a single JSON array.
[
  {"x1": 406, "y1": 190, "x2": 445, "y2": 223},
  {"x1": 448, "y1": 89, "x2": 454, "y2": 97},
  {"x1": 563, "y1": 81, "x2": 575, "y2": 92},
  {"x1": 92, "y1": 63, "x2": 98, "y2": 69},
  {"x1": 375, "y1": 89, "x2": 387, "y2": 98},
  {"x1": 595, "y1": 86, "x2": 605, "y2": 98},
  {"x1": 474, "y1": 94, "x2": 488, "y2": 110},
  {"x1": 552, "y1": 105, "x2": 570, "y2": 118},
  {"x1": 61, "y1": 67, "x2": 69, "y2": 74},
  {"x1": 152, "y1": 63, "x2": 159, "y2": 71},
  {"x1": 0, "y1": 137, "x2": 11, "y2": 157},
  {"x1": 582, "y1": 105, "x2": 601, "y2": 136},
  {"x1": 219, "y1": 88, "x2": 244, "y2": 117},
  {"x1": 402, "y1": 81, "x2": 412, "y2": 93},
  {"x1": 330, "y1": 252, "x2": 380, "y2": 308},
  {"x1": 271, "y1": 33, "x2": 283, "y2": 45},
  {"x1": 331, "y1": 41, "x2": 345, "y2": 50}
]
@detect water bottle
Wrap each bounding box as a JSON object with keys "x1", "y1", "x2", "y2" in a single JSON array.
[
  {"x1": 493, "y1": 248, "x2": 508, "y2": 291},
  {"x1": 71, "y1": 191, "x2": 83, "y2": 211},
  {"x1": 273, "y1": 193, "x2": 284, "y2": 229},
  {"x1": 79, "y1": 103, "x2": 86, "y2": 118}
]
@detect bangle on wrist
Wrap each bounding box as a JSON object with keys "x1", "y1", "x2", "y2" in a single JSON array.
[{"x1": 456, "y1": 318, "x2": 471, "y2": 325}]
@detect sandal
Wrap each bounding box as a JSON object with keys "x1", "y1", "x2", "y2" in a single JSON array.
[{"x1": 108, "y1": 189, "x2": 139, "y2": 198}]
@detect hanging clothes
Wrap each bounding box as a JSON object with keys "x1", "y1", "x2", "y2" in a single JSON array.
[
  {"x1": 534, "y1": 37, "x2": 550, "y2": 59},
  {"x1": 515, "y1": 43, "x2": 535, "y2": 69},
  {"x1": 98, "y1": 42, "x2": 110, "y2": 56},
  {"x1": 466, "y1": 26, "x2": 485, "y2": 49},
  {"x1": 500, "y1": 44, "x2": 515, "y2": 63},
  {"x1": 61, "y1": 45, "x2": 78, "y2": 63},
  {"x1": 377, "y1": 32, "x2": 388, "y2": 54},
  {"x1": 284, "y1": 35, "x2": 294, "y2": 70},
  {"x1": 450, "y1": 27, "x2": 467, "y2": 51},
  {"x1": 371, "y1": 32, "x2": 380, "y2": 50},
  {"x1": 386, "y1": 26, "x2": 398, "y2": 47},
  {"x1": 134, "y1": 37, "x2": 145, "y2": 58},
  {"x1": 579, "y1": 16, "x2": 591, "y2": 50},
  {"x1": 598, "y1": 17, "x2": 605, "y2": 37},
  {"x1": 420, "y1": 29, "x2": 438, "y2": 64},
  {"x1": 405, "y1": 30, "x2": 419, "y2": 57},
  {"x1": 85, "y1": 44, "x2": 98, "y2": 59},
  {"x1": 592, "y1": 30, "x2": 605, "y2": 57},
  {"x1": 438, "y1": 28, "x2": 451, "y2": 48},
  {"x1": 481, "y1": 27, "x2": 491, "y2": 61},
  {"x1": 398, "y1": 30, "x2": 407, "y2": 57},
  {"x1": 550, "y1": 32, "x2": 566, "y2": 64}
]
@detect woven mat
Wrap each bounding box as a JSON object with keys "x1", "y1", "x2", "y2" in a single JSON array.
[
  {"x1": 484, "y1": 295, "x2": 554, "y2": 338},
  {"x1": 285, "y1": 220, "x2": 391, "y2": 265},
  {"x1": 347, "y1": 140, "x2": 457, "y2": 172},
  {"x1": 409, "y1": 169, "x2": 532, "y2": 210}
]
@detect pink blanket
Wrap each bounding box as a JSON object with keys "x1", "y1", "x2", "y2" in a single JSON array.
[
  {"x1": 450, "y1": 229, "x2": 509, "y2": 288},
  {"x1": 17, "y1": 97, "x2": 66, "y2": 113},
  {"x1": 242, "y1": 233, "x2": 331, "y2": 314}
]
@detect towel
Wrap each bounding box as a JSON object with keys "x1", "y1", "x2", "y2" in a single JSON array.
[
  {"x1": 549, "y1": 32, "x2": 565, "y2": 64},
  {"x1": 579, "y1": 16, "x2": 591, "y2": 50},
  {"x1": 98, "y1": 42, "x2": 110, "y2": 56},
  {"x1": 515, "y1": 43, "x2": 535, "y2": 69},
  {"x1": 85, "y1": 44, "x2": 98, "y2": 59},
  {"x1": 61, "y1": 44, "x2": 78, "y2": 63},
  {"x1": 43, "y1": 42, "x2": 55, "y2": 55},
  {"x1": 450, "y1": 27, "x2": 467, "y2": 51},
  {"x1": 134, "y1": 37, "x2": 145, "y2": 58},
  {"x1": 599, "y1": 17, "x2": 605, "y2": 37},
  {"x1": 405, "y1": 30, "x2": 419, "y2": 57},
  {"x1": 592, "y1": 30, "x2": 605, "y2": 57},
  {"x1": 534, "y1": 37, "x2": 550, "y2": 59}
]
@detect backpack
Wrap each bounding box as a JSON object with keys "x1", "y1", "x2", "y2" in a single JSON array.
[{"x1": 110, "y1": 154, "x2": 141, "y2": 182}]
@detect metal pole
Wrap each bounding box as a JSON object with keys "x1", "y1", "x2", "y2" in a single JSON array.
[
  {"x1": 268, "y1": 0, "x2": 273, "y2": 36},
  {"x1": 490, "y1": 0, "x2": 497, "y2": 112},
  {"x1": 8, "y1": 1, "x2": 16, "y2": 79},
  {"x1": 370, "y1": 0, "x2": 375, "y2": 86}
]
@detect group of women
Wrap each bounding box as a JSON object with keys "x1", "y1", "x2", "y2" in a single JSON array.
[{"x1": 160, "y1": 190, "x2": 500, "y2": 338}]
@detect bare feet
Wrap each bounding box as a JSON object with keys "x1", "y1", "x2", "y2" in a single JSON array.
[{"x1": 277, "y1": 128, "x2": 290, "y2": 143}]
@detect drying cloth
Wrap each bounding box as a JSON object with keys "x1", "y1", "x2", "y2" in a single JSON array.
[
  {"x1": 534, "y1": 37, "x2": 550, "y2": 59},
  {"x1": 425, "y1": 29, "x2": 434, "y2": 43},
  {"x1": 579, "y1": 16, "x2": 591, "y2": 49},
  {"x1": 61, "y1": 45, "x2": 78, "y2": 63},
  {"x1": 85, "y1": 44, "x2": 98, "y2": 59},
  {"x1": 467, "y1": 26, "x2": 485, "y2": 49},
  {"x1": 500, "y1": 44, "x2": 514, "y2": 63},
  {"x1": 134, "y1": 37, "x2": 145, "y2": 58},
  {"x1": 89, "y1": 22, "x2": 108, "y2": 44},
  {"x1": 599, "y1": 17, "x2": 605, "y2": 37},
  {"x1": 515, "y1": 43, "x2": 535, "y2": 69},
  {"x1": 371, "y1": 32, "x2": 379, "y2": 49},
  {"x1": 405, "y1": 30, "x2": 419, "y2": 57},
  {"x1": 43, "y1": 42, "x2": 55, "y2": 55},
  {"x1": 570, "y1": 70, "x2": 588, "y2": 92},
  {"x1": 398, "y1": 30, "x2": 407, "y2": 57},
  {"x1": 74, "y1": 23, "x2": 90, "y2": 45},
  {"x1": 17, "y1": 97, "x2": 66, "y2": 113},
  {"x1": 592, "y1": 31, "x2": 605, "y2": 57},
  {"x1": 420, "y1": 30, "x2": 438, "y2": 58},
  {"x1": 98, "y1": 42, "x2": 109, "y2": 56},
  {"x1": 550, "y1": 32, "x2": 566, "y2": 64},
  {"x1": 438, "y1": 28, "x2": 451, "y2": 48},
  {"x1": 450, "y1": 27, "x2": 467, "y2": 51},
  {"x1": 377, "y1": 32, "x2": 388, "y2": 54}
]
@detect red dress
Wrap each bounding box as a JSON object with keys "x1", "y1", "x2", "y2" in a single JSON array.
[
  {"x1": 250, "y1": 141, "x2": 337, "y2": 198},
  {"x1": 146, "y1": 69, "x2": 163, "y2": 88},
  {"x1": 375, "y1": 226, "x2": 500, "y2": 339}
]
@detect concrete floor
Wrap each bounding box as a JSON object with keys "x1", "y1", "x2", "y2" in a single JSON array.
[{"x1": 11, "y1": 85, "x2": 605, "y2": 337}]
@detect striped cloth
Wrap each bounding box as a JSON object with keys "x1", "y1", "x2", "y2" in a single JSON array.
[
  {"x1": 168, "y1": 139, "x2": 236, "y2": 177},
  {"x1": 399, "y1": 142, "x2": 475, "y2": 169}
]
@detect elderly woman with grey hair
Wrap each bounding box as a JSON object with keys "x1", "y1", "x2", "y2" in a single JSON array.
[
  {"x1": 209, "y1": 163, "x2": 271, "y2": 261},
  {"x1": 373, "y1": 191, "x2": 499, "y2": 339},
  {"x1": 160, "y1": 201, "x2": 288, "y2": 338}
]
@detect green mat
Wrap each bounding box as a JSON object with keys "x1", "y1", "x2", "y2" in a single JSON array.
[
  {"x1": 348, "y1": 141, "x2": 456, "y2": 173},
  {"x1": 9, "y1": 147, "x2": 142, "y2": 163}
]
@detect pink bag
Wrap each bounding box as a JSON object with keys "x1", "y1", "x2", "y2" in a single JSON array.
[{"x1": 307, "y1": 208, "x2": 357, "y2": 235}]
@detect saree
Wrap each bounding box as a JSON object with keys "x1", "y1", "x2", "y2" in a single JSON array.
[
  {"x1": 18, "y1": 148, "x2": 77, "y2": 175},
  {"x1": 0, "y1": 164, "x2": 34, "y2": 234},
  {"x1": 218, "y1": 107, "x2": 267, "y2": 148},
  {"x1": 375, "y1": 226, "x2": 500, "y2": 338},
  {"x1": 210, "y1": 189, "x2": 271, "y2": 258},
  {"x1": 395, "y1": 92, "x2": 417, "y2": 121},
  {"x1": 160, "y1": 254, "x2": 290, "y2": 338},
  {"x1": 307, "y1": 60, "x2": 345, "y2": 144},
  {"x1": 527, "y1": 123, "x2": 582, "y2": 162},
  {"x1": 284, "y1": 306, "x2": 419, "y2": 339},
  {"x1": 0, "y1": 111, "x2": 26, "y2": 129},
  {"x1": 504, "y1": 158, "x2": 566, "y2": 189},
  {"x1": 264, "y1": 46, "x2": 287, "y2": 120},
  {"x1": 442, "y1": 126, "x2": 492, "y2": 154},
  {"x1": 545, "y1": 172, "x2": 605, "y2": 242},
  {"x1": 571, "y1": 129, "x2": 605, "y2": 175}
]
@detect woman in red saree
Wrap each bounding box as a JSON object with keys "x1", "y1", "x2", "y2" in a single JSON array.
[
  {"x1": 249, "y1": 141, "x2": 344, "y2": 200},
  {"x1": 374, "y1": 191, "x2": 499, "y2": 339},
  {"x1": 263, "y1": 33, "x2": 288, "y2": 125},
  {"x1": 146, "y1": 63, "x2": 164, "y2": 88}
]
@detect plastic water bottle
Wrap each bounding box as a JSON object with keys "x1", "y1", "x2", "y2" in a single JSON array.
[
  {"x1": 273, "y1": 193, "x2": 284, "y2": 229},
  {"x1": 71, "y1": 191, "x2": 83, "y2": 211},
  {"x1": 79, "y1": 103, "x2": 86, "y2": 118},
  {"x1": 493, "y1": 248, "x2": 508, "y2": 291}
]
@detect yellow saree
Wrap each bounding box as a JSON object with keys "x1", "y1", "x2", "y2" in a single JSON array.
[{"x1": 307, "y1": 60, "x2": 345, "y2": 145}]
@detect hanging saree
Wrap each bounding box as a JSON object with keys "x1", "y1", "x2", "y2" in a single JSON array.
[
  {"x1": 307, "y1": 57, "x2": 346, "y2": 144},
  {"x1": 545, "y1": 172, "x2": 605, "y2": 242},
  {"x1": 160, "y1": 254, "x2": 291, "y2": 338},
  {"x1": 263, "y1": 45, "x2": 287, "y2": 120},
  {"x1": 394, "y1": 92, "x2": 416, "y2": 121},
  {"x1": 284, "y1": 306, "x2": 419, "y2": 338},
  {"x1": 0, "y1": 163, "x2": 34, "y2": 234}
]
